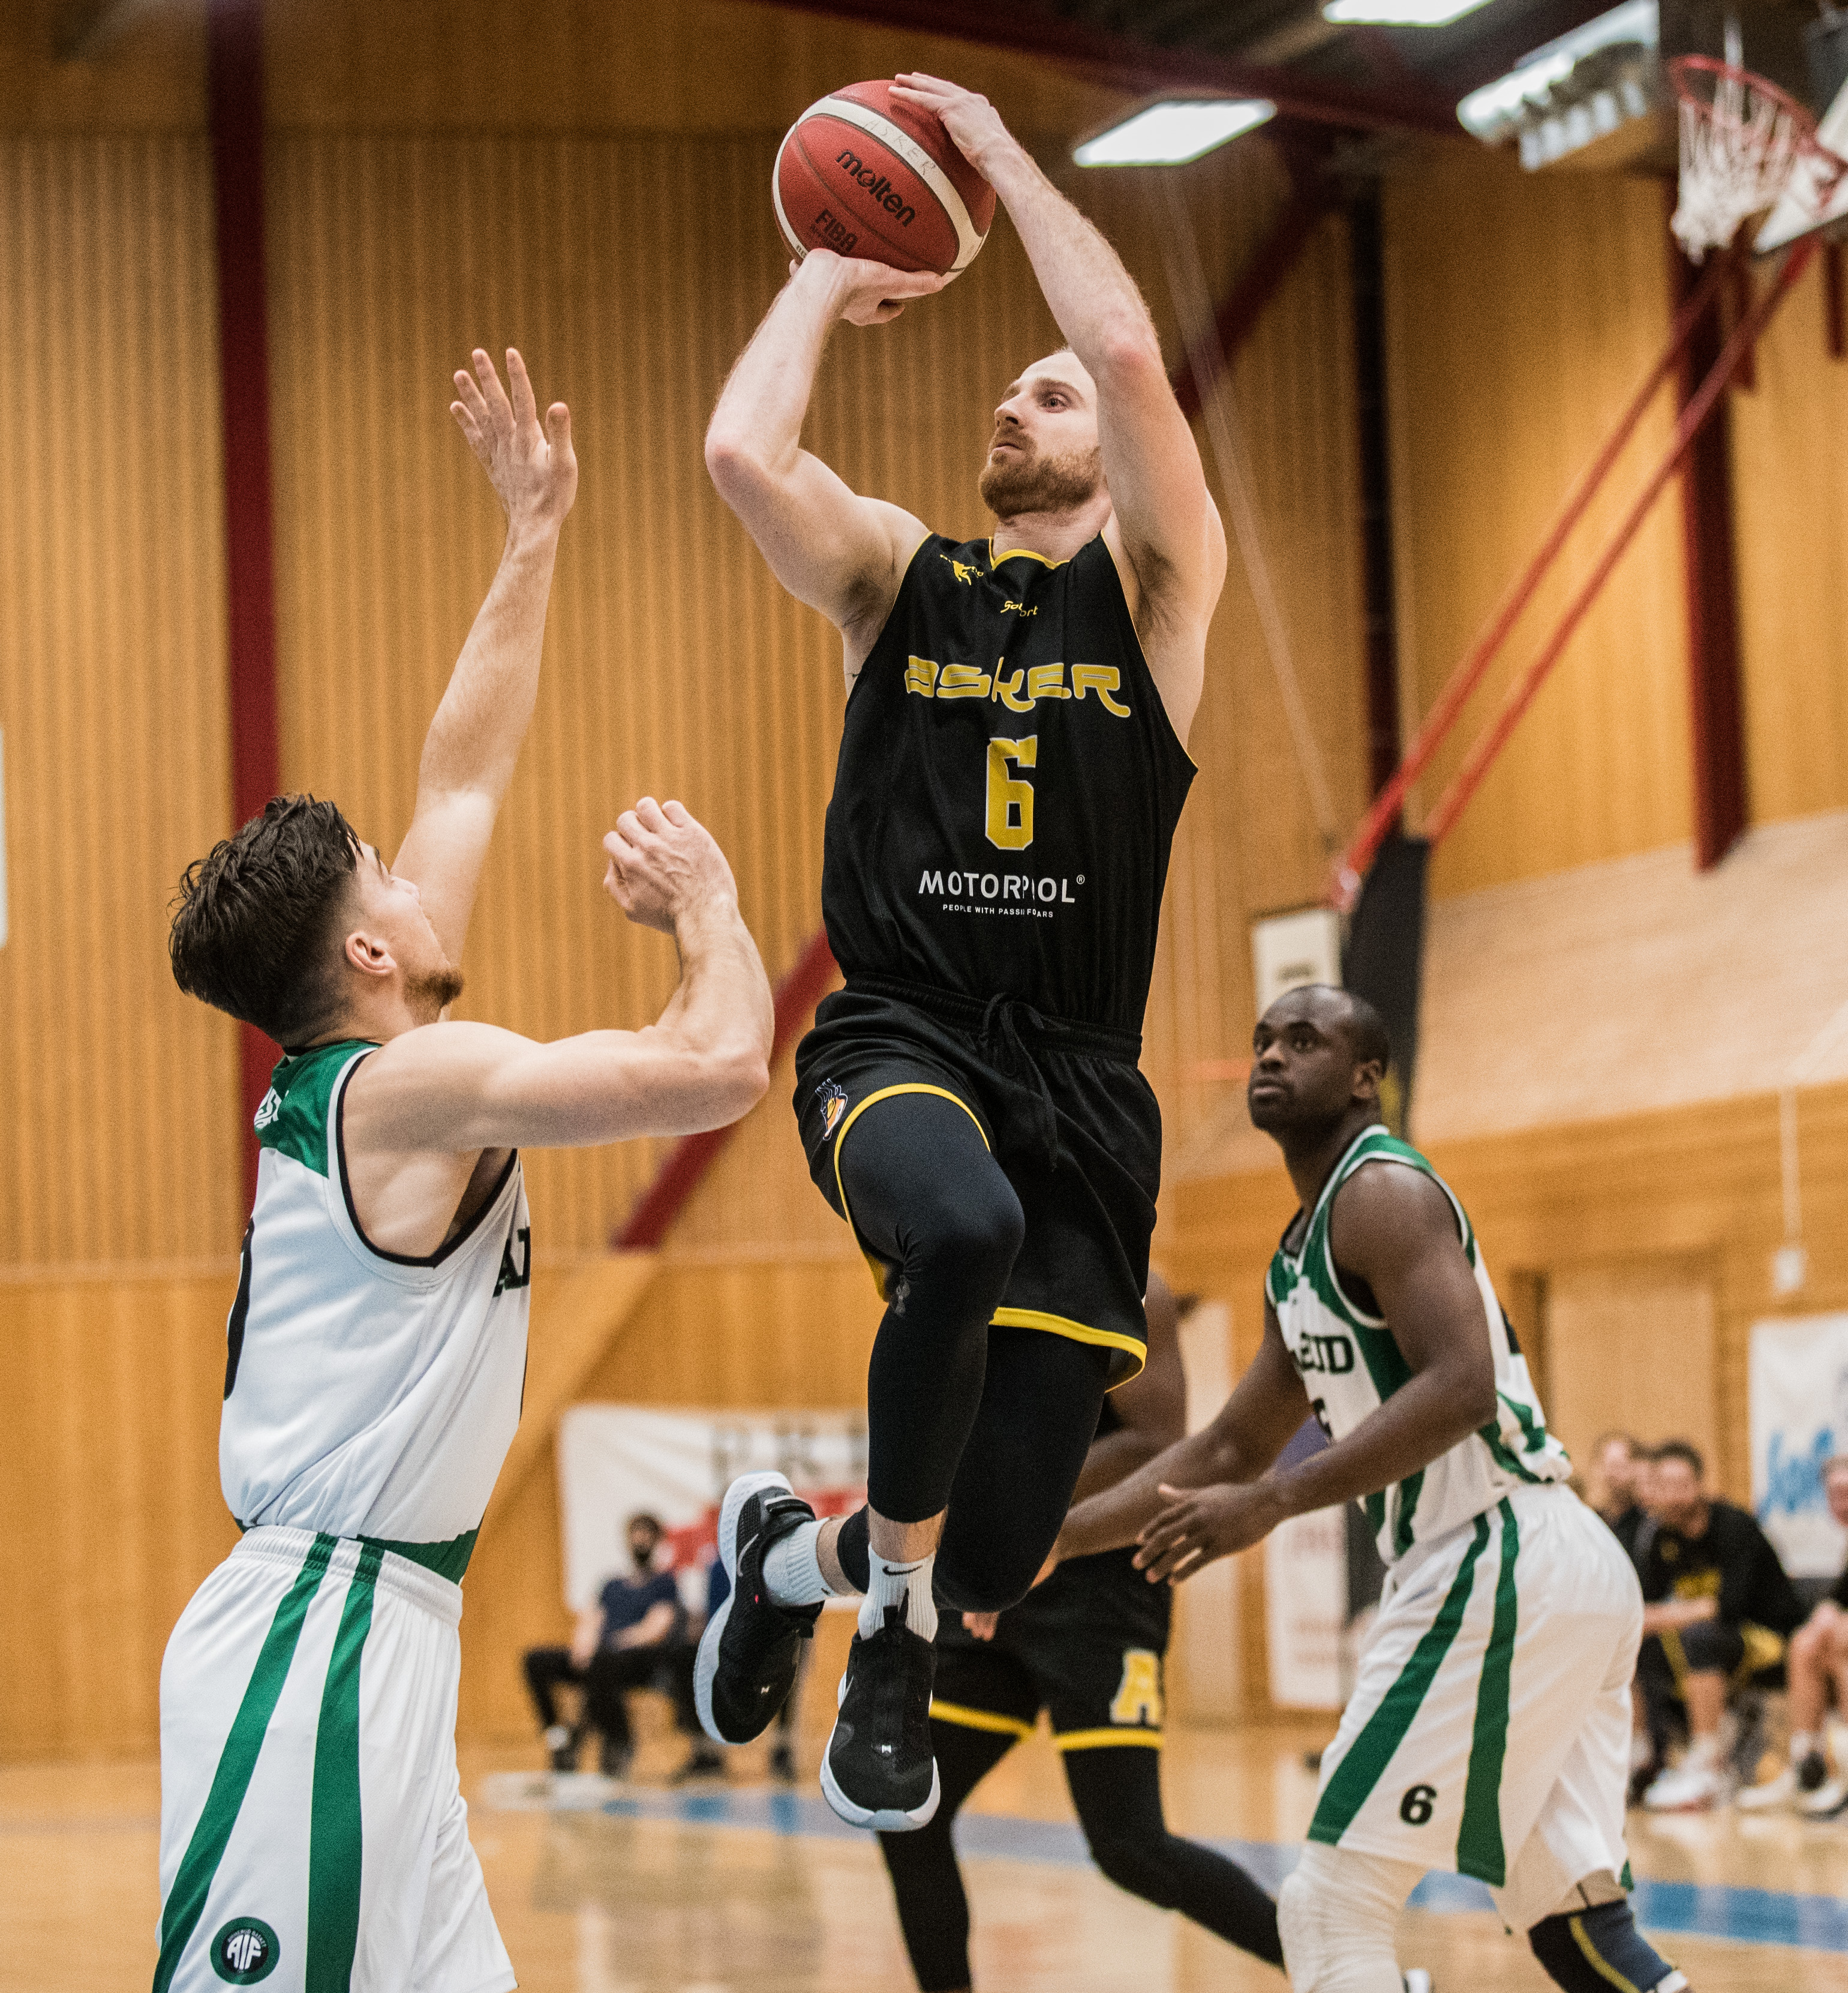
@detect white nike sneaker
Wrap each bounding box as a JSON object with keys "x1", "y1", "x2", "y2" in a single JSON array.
[
  {"x1": 1736, "y1": 1765, "x2": 1798, "y2": 1811},
  {"x1": 1798, "y1": 1773, "x2": 1848, "y2": 1818},
  {"x1": 1643, "y1": 1761, "x2": 1729, "y2": 1811},
  {"x1": 1403, "y1": 1973, "x2": 1434, "y2": 1992}
]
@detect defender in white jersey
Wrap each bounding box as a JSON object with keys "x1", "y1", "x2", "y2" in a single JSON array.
[
  {"x1": 160, "y1": 349, "x2": 773, "y2": 1993},
  {"x1": 1054, "y1": 987, "x2": 1693, "y2": 1993}
]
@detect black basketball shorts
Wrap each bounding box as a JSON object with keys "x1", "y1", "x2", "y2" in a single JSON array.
[
  {"x1": 930, "y1": 1547, "x2": 1173, "y2": 1752},
  {"x1": 794, "y1": 979, "x2": 1163, "y2": 1384}
]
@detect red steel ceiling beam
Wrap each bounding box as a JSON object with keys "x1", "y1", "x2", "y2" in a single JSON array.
[
  {"x1": 1670, "y1": 226, "x2": 1747, "y2": 869},
  {"x1": 1420, "y1": 239, "x2": 1815, "y2": 852},
  {"x1": 744, "y1": 0, "x2": 1459, "y2": 136},
  {"x1": 209, "y1": 0, "x2": 283, "y2": 1212},
  {"x1": 1332, "y1": 246, "x2": 1736, "y2": 904}
]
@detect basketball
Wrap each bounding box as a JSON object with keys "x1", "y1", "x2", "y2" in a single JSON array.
[{"x1": 773, "y1": 81, "x2": 997, "y2": 278}]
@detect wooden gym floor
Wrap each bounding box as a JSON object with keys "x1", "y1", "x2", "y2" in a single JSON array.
[{"x1": 8, "y1": 1712, "x2": 1848, "y2": 1992}]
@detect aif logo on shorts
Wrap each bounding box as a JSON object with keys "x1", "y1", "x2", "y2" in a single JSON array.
[{"x1": 210, "y1": 1917, "x2": 280, "y2": 1984}]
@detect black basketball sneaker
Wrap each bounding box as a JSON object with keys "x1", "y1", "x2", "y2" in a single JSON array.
[
  {"x1": 695, "y1": 1470, "x2": 823, "y2": 1746},
  {"x1": 820, "y1": 1593, "x2": 940, "y2": 1831}
]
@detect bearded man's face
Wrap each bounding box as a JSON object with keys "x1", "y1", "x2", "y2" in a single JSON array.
[{"x1": 979, "y1": 353, "x2": 1105, "y2": 520}]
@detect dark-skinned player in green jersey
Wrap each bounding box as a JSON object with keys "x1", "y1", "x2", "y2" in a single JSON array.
[
  {"x1": 693, "y1": 71, "x2": 1226, "y2": 1833},
  {"x1": 1051, "y1": 986, "x2": 1688, "y2": 1993}
]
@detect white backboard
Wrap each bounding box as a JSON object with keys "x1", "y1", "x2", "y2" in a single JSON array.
[
  {"x1": 1757, "y1": 71, "x2": 1848, "y2": 250},
  {"x1": 1250, "y1": 905, "x2": 1342, "y2": 1016}
]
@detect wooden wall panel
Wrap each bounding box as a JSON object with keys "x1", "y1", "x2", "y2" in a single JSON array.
[
  {"x1": 263, "y1": 0, "x2": 1127, "y2": 138},
  {"x1": 0, "y1": 1271, "x2": 241, "y2": 1761},
  {"x1": 1727, "y1": 252, "x2": 1848, "y2": 828},
  {"x1": 1383, "y1": 144, "x2": 1692, "y2": 898},
  {"x1": 0, "y1": 1, "x2": 203, "y2": 131},
  {"x1": 0, "y1": 134, "x2": 241, "y2": 1271}
]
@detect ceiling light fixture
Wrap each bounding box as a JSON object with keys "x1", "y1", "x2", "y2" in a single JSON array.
[
  {"x1": 1457, "y1": 0, "x2": 1660, "y2": 169},
  {"x1": 1072, "y1": 98, "x2": 1276, "y2": 167},
  {"x1": 1323, "y1": 0, "x2": 1494, "y2": 23}
]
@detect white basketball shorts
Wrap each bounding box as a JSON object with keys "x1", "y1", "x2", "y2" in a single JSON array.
[
  {"x1": 153, "y1": 1526, "x2": 514, "y2": 1993},
  {"x1": 1306, "y1": 1481, "x2": 1642, "y2": 1933}
]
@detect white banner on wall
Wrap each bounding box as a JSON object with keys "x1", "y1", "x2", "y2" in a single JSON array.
[
  {"x1": 556, "y1": 1404, "x2": 867, "y2": 1612},
  {"x1": 1264, "y1": 1504, "x2": 1347, "y2": 1710},
  {"x1": 1750, "y1": 1313, "x2": 1848, "y2": 1578}
]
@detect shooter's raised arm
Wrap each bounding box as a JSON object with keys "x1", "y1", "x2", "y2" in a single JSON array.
[
  {"x1": 890, "y1": 74, "x2": 1225, "y2": 738},
  {"x1": 704, "y1": 254, "x2": 942, "y2": 664},
  {"x1": 393, "y1": 347, "x2": 578, "y2": 961}
]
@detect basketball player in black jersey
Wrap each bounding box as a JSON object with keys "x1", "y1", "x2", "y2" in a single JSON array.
[
  {"x1": 878, "y1": 1274, "x2": 1285, "y2": 1986},
  {"x1": 695, "y1": 71, "x2": 1226, "y2": 1833}
]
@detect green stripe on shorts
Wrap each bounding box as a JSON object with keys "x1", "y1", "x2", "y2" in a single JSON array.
[
  {"x1": 1308, "y1": 1512, "x2": 1491, "y2": 1848},
  {"x1": 1456, "y1": 1499, "x2": 1521, "y2": 1886},
  {"x1": 152, "y1": 1533, "x2": 336, "y2": 1993},
  {"x1": 307, "y1": 1541, "x2": 384, "y2": 1992}
]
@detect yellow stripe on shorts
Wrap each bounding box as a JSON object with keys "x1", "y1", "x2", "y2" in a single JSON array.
[
  {"x1": 930, "y1": 1698, "x2": 1034, "y2": 1738},
  {"x1": 1054, "y1": 1727, "x2": 1162, "y2": 1752}
]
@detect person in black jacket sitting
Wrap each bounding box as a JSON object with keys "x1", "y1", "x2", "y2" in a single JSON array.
[
  {"x1": 1633, "y1": 1441, "x2": 1804, "y2": 1812},
  {"x1": 524, "y1": 1511, "x2": 719, "y2": 1778}
]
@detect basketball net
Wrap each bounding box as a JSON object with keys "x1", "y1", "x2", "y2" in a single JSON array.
[{"x1": 1670, "y1": 44, "x2": 1844, "y2": 259}]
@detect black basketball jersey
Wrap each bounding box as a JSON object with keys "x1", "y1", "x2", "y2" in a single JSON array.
[{"x1": 821, "y1": 532, "x2": 1196, "y2": 1032}]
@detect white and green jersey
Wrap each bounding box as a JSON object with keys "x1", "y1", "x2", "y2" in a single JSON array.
[
  {"x1": 1266, "y1": 1125, "x2": 1569, "y2": 1567},
  {"x1": 219, "y1": 1039, "x2": 532, "y2": 1579}
]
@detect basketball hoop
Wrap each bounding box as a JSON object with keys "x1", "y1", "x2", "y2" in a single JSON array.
[{"x1": 1669, "y1": 53, "x2": 1847, "y2": 259}]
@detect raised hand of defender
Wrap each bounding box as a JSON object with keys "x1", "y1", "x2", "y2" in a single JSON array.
[
  {"x1": 602, "y1": 797, "x2": 738, "y2": 935},
  {"x1": 1133, "y1": 1480, "x2": 1286, "y2": 1584},
  {"x1": 795, "y1": 248, "x2": 947, "y2": 327},
  {"x1": 890, "y1": 72, "x2": 1014, "y2": 178},
  {"x1": 451, "y1": 346, "x2": 577, "y2": 533}
]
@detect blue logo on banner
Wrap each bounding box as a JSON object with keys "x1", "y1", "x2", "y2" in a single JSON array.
[{"x1": 1760, "y1": 1427, "x2": 1838, "y2": 1523}]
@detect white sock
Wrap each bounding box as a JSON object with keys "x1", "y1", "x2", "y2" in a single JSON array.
[
  {"x1": 860, "y1": 1549, "x2": 938, "y2": 1642},
  {"x1": 760, "y1": 1518, "x2": 837, "y2": 1608},
  {"x1": 1792, "y1": 1730, "x2": 1818, "y2": 1764},
  {"x1": 1685, "y1": 1733, "x2": 1720, "y2": 1770}
]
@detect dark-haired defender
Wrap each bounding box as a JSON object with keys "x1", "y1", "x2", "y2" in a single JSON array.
[
  {"x1": 1053, "y1": 988, "x2": 1690, "y2": 1993},
  {"x1": 877, "y1": 1274, "x2": 1285, "y2": 1989},
  {"x1": 697, "y1": 72, "x2": 1225, "y2": 1835},
  {"x1": 155, "y1": 351, "x2": 771, "y2": 1993}
]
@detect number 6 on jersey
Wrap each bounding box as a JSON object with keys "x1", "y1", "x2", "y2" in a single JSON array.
[{"x1": 987, "y1": 735, "x2": 1037, "y2": 850}]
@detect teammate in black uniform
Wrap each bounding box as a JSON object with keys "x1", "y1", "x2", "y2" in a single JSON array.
[
  {"x1": 878, "y1": 1275, "x2": 1284, "y2": 1988},
  {"x1": 695, "y1": 71, "x2": 1226, "y2": 1833}
]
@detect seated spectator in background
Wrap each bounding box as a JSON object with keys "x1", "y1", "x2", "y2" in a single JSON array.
[
  {"x1": 1634, "y1": 1440, "x2": 1805, "y2": 1811},
  {"x1": 1589, "y1": 1430, "x2": 1647, "y2": 1558},
  {"x1": 1739, "y1": 1455, "x2": 1848, "y2": 1817},
  {"x1": 523, "y1": 1511, "x2": 722, "y2": 1779}
]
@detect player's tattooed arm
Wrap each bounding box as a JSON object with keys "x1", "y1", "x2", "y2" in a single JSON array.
[
  {"x1": 704, "y1": 257, "x2": 937, "y2": 670},
  {"x1": 893, "y1": 73, "x2": 1225, "y2": 743},
  {"x1": 1051, "y1": 1302, "x2": 1310, "y2": 1569},
  {"x1": 1135, "y1": 1164, "x2": 1500, "y2": 1582},
  {"x1": 393, "y1": 348, "x2": 577, "y2": 964}
]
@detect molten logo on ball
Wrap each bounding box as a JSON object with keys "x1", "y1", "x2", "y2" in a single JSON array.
[
  {"x1": 833, "y1": 150, "x2": 918, "y2": 228},
  {"x1": 773, "y1": 80, "x2": 996, "y2": 278}
]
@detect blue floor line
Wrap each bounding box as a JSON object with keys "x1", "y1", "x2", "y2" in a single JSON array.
[{"x1": 595, "y1": 1786, "x2": 1848, "y2": 1955}]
